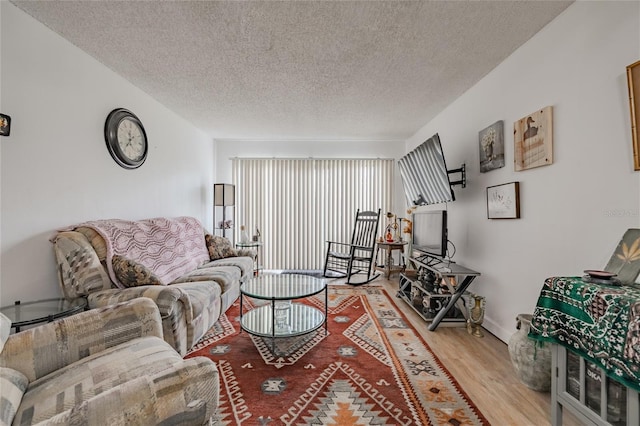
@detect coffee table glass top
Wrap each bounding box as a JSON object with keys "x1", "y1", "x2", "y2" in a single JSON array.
[
  {"x1": 241, "y1": 274, "x2": 326, "y2": 300},
  {"x1": 0, "y1": 298, "x2": 87, "y2": 328}
]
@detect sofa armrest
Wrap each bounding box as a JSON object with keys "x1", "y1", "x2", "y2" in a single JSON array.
[
  {"x1": 87, "y1": 286, "x2": 193, "y2": 324},
  {"x1": 42, "y1": 356, "x2": 219, "y2": 425},
  {"x1": 52, "y1": 231, "x2": 113, "y2": 299},
  {"x1": 0, "y1": 298, "x2": 162, "y2": 382},
  {"x1": 236, "y1": 248, "x2": 257, "y2": 259},
  {"x1": 88, "y1": 286, "x2": 195, "y2": 355},
  {"x1": 47, "y1": 357, "x2": 220, "y2": 425}
]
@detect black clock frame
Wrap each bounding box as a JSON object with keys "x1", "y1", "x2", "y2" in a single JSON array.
[{"x1": 104, "y1": 108, "x2": 148, "y2": 169}]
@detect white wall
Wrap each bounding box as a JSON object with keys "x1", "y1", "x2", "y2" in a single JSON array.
[
  {"x1": 406, "y1": 1, "x2": 640, "y2": 342},
  {"x1": 0, "y1": 3, "x2": 214, "y2": 304}
]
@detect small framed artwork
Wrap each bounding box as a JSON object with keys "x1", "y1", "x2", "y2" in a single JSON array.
[
  {"x1": 514, "y1": 106, "x2": 553, "y2": 171},
  {"x1": 0, "y1": 113, "x2": 11, "y2": 137},
  {"x1": 487, "y1": 181, "x2": 520, "y2": 219},
  {"x1": 627, "y1": 60, "x2": 640, "y2": 170},
  {"x1": 479, "y1": 120, "x2": 505, "y2": 173}
]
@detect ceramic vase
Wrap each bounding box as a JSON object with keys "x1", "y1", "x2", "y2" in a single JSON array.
[
  {"x1": 240, "y1": 226, "x2": 249, "y2": 243},
  {"x1": 508, "y1": 313, "x2": 551, "y2": 392}
]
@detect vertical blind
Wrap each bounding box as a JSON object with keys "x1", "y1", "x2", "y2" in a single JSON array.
[{"x1": 232, "y1": 158, "x2": 394, "y2": 270}]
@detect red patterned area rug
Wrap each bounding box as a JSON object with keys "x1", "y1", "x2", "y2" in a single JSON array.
[{"x1": 186, "y1": 285, "x2": 488, "y2": 425}]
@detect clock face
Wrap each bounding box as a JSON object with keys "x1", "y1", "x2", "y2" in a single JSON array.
[
  {"x1": 117, "y1": 118, "x2": 146, "y2": 162},
  {"x1": 104, "y1": 108, "x2": 148, "y2": 169}
]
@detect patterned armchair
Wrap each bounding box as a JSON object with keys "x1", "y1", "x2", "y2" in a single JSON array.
[{"x1": 0, "y1": 298, "x2": 219, "y2": 425}]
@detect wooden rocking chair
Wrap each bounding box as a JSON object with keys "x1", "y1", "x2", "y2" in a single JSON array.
[{"x1": 323, "y1": 209, "x2": 381, "y2": 285}]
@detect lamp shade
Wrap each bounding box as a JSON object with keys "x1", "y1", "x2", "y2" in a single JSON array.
[{"x1": 214, "y1": 183, "x2": 235, "y2": 206}]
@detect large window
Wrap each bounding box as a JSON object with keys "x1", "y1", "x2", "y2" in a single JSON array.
[{"x1": 232, "y1": 158, "x2": 393, "y2": 270}]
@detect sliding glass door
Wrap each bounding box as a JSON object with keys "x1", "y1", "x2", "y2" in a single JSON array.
[{"x1": 232, "y1": 158, "x2": 393, "y2": 270}]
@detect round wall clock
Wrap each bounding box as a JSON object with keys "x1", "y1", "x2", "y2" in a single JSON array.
[{"x1": 104, "y1": 108, "x2": 148, "y2": 169}]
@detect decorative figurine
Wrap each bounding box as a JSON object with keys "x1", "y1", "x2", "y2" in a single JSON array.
[
  {"x1": 466, "y1": 293, "x2": 486, "y2": 338},
  {"x1": 385, "y1": 227, "x2": 394, "y2": 242}
]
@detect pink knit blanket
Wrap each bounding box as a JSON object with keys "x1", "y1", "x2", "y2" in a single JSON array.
[{"x1": 74, "y1": 216, "x2": 210, "y2": 288}]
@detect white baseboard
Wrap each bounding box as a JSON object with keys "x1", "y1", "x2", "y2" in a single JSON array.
[{"x1": 482, "y1": 316, "x2": 512, "y2": 344}]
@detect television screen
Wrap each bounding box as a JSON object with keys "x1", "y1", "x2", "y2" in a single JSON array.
[
  {"x1": 398, "y1": 134, "x2": 454, "y2": 206},
  {"x1": 412, "y1": 210, "x2": 448, "y2": 258}
]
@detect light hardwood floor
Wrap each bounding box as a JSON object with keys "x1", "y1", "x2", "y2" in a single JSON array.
[{"x1": 364, "y1": 277, "x2": 579, "y2": 425}]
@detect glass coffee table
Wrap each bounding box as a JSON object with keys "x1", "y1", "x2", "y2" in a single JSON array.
[
  {"x1": 0, "y1": 298, "x2": 87, "y2": 332},
  {"x1": 240, "y1": 274, "x2": 327, "y2": 355}
]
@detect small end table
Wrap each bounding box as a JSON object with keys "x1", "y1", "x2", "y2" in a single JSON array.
[
  {"x1": 0, "y1": 298, "x2": 87, "y2": 332},
  {"x1": 236, "y1": 241, "x2": 263, "y2": 276},
  {"x1": 375, "y1": 241, "x2": 408, "y2": 279}
]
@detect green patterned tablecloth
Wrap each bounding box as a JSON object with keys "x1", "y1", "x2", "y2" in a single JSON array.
[{"x1": 530, "y1": 276, "x2": 640, "y2": 391}]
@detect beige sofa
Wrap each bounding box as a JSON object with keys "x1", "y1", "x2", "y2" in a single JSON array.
[
  {"x1": 0, "y1": 298, "x2": 219, "y2": 425},
  {"x1": 51, "y1": 216, "x2": 254, "y2": 355}
]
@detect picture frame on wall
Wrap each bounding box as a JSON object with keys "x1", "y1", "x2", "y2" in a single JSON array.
[
  {"x1": 479, "y1": 120, "x2": 505, "y2": 173},
  {"x1": 0, "y1": 113, "x2": 11, "y2": 137},
  {"x1": 487, "y1": 181, "x2": 520, "y2": 219},
  {"x1": 514, "y1": 106, "x2": 553, "y2": 171},
  {"x1": 627, "y1": 60, "x2": 640, "y2": 171}
]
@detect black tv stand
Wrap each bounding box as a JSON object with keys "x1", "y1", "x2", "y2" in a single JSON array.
[{"x1": 399, "y1": 251, "x2": 480, "y2": 331}]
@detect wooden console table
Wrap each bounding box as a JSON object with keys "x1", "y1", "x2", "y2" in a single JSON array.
[{"x1": 375, "y1": 241, "x2": 407, "y2": 279}]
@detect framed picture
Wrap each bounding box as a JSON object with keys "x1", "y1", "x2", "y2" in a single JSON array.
[
  {"x1": 487, "y1": 182, "x2": 520, "y2": 219},
  {"x1": 0, "y1": 113, "x2": 10, "y2": 137},
  {"x1": 479, "y1": 120, "x2": 505, "y2": 173},
  {"x1": 514, "y1": 106, "x2": 553, "y2": 171},
  {"x1": 627, "y1": 60, "x2": 640, "y2": 171}
]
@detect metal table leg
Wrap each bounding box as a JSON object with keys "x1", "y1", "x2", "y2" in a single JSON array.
[{"x1": 428, "y1": 275, "x2": 477, "y2": 331}]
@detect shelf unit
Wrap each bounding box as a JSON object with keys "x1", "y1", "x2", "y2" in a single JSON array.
[
  {"x1": 552, "y1": 344, "x2": 639, "y2": 425},
  {"x1": 213, "y1": 183, "x2": 235, "y2": 244},
  {"x1": 398, "y1": 252, "x2": 480, "y2": 330},
  {"x1": 398, "y1": 272, "x2": 466, "y2": 325}
]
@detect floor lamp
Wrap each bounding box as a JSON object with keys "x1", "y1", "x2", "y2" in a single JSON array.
[{"x1": 214, "y1": 183, "x2": 235, "y2": 243}]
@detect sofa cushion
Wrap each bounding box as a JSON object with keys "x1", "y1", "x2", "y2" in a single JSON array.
[
  {"x1": 202, "y1": 257, "x2": 255, "y2": 279},
  {"x1": 14, "y1": 336, "x2": 183, "y2": 425},
  {"x1": 112, "y1": 255, "x2": 163, "y2": 287},
  {"x1": 173, "y1": 265, "x2": 241, "y2": 295},
  {"x1": 36, "y1": 358, "x2": 218, "y2": 425},
  {"x1": 0, "y1": 367, "x2": 28, "y2": 425},
  {"x1": 205, "y1": 234, "x2": 237, "y2": 260},
  {"x1": 75, "y1": 226, "x2": 108, "y2": 261}
]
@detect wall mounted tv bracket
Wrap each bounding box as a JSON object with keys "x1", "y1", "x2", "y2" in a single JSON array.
[{"x1": 447, "y1": 164, "x2": 466, "y2": 188}]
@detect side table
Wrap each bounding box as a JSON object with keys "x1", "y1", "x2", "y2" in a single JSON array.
[
  {"x1": 375, "y1": 241, "x2": 407, "y2": 279},
  {"x1": 0, "y1": 298, "x2": 87, "y2": 332},
  {"x1": 236, "y1": 241, "x2": 263, "y2": 275}
]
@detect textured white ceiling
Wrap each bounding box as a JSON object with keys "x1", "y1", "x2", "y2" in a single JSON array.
[{"x1": 11, "y1": 0, "x2": 572, "y2": 142}]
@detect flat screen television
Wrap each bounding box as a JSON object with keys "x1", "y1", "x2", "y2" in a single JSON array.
[
  {"x1": 398, "y1": 133, "x2": 455, "y2": 206},
  {"x1": 412, "y1": 210, "x2": 448, "y2": 258}
]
